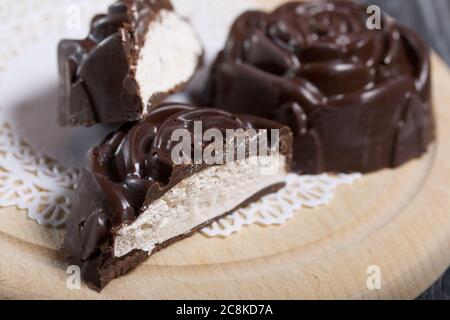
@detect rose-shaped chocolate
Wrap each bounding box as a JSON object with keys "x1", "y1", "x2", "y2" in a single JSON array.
[
  {"x1": 58, "y1": 0, "x2": 202, "y2": 126},
  {"x1": 206, "y1": 0, "x2": 435, "y2": 173},
  {"x1": 62, "y1": 103, "x2": 292, "y2": 290}
]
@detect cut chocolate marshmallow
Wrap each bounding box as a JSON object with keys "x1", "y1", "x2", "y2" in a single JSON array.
[
  {"x1": 58, "y1": 0, "x2": 202, "y2": 126},
  {"x1": 62, "y1": 104, "x2": 293, "y2": 290},
  {"x1": 113, "y1": 156, "x2": 287, "y2": 257}
]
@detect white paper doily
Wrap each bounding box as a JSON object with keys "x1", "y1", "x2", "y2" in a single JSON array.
[
  {"x1": 0, "y1": 0, "x2": 361, "y2": 237},
  {"x1": 201, "y1": 173, "x2": 360, "y2": 237},
  {"x1": 0, "y1": 121, "x2": 79, "y2": 227}
]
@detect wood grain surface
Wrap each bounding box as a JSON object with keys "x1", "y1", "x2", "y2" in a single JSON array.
[
  {"x1": 359, "y1": 0, "x2": 450, "y2": 300},
  {"x1": 0, "y1": 53, "x2": 448, "y2": 299},
  {"x1": 1, "y1": 0, "x2": 450, "y2": 300}
]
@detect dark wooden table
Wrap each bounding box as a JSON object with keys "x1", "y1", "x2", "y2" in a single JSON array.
[{"x1": 361, "y1": 0, "x2": 450, "y2": 300}]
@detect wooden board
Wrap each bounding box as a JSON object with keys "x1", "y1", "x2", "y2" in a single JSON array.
[{"x1": 1, "y1": 5, "x2": 450, "y2": 299}]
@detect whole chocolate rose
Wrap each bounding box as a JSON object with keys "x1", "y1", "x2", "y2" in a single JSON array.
[{"x1": 206, "y1": 0, "x2": 435, "y2": 173}]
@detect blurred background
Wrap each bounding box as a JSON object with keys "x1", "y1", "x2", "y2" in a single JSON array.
[
  {"x1": 360, "y1": 0, "x2": 450, "y2": 65},
  {"x1": 359, "y1": 0, "x2": 450, "y2": 300}
]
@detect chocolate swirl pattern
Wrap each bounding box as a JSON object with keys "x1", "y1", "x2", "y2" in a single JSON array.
[
  {"x1": 206, "y1": 0, "x2": 435, "y2": 173},
  {"x1": 62, "y1": 104, "x2": 292, "y2": 290}
]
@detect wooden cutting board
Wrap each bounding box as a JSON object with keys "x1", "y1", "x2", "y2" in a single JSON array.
[{"x1": 1, "y1": 3, "x2": 450, "y2": 300}]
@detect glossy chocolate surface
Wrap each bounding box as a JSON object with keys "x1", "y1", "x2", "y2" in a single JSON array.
[
  {"x1": 62, "y1": 103, "x2": 292, "y2": 290},
  {"x1": 206, "y1": 0, "x2": 435, "y2": 173},
  {"x1": 58, "y1": 0, "x2": 199, "y2": 126}
]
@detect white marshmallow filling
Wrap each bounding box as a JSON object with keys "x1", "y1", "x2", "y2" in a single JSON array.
[
  {"x1": 135, "y1": 9, "x2": 202, "y2": 111},
  {"x1": 114, "y1": 155, "x2": 287, "y2": 257}
]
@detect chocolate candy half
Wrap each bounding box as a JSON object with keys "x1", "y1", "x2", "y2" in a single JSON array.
[
  {"x1": 62, "y1": 103, "x2": 293, "y2": 290},
  {"x1": 58, "y1": 0, "x2": 202, "y2": 126}
]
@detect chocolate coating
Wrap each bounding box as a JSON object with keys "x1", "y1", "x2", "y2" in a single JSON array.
[
  {"x1": 205, "y1": 0, "x2": 435, "y2": 173},
  {"x1": 62, "y1": 103, "x2": 293, "y2": 290},
  {"x1": 58, "y1": 0, "x2": 200, "y2": 126}
]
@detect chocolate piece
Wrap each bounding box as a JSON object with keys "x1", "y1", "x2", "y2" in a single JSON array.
[
  {"x1": 58, "y1": 0, "x2": 202, "y2": 126},
  {"x1": 62, "y1": 103, "x2": 293, "y2": 290},
  {"x1": 205, "y1": 0, "x2": 435, "y2": 173}
]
